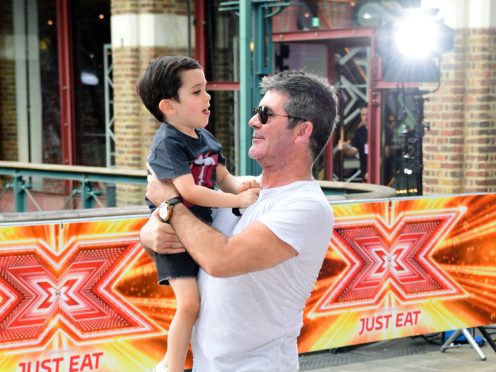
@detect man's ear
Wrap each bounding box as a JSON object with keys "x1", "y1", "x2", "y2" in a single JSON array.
[
  {"x1": 159, "y1": 98, "x2": 175, "y2": 116},
  {"x1": 294, "y1": 121, "x2": 313, "y2": 143}
]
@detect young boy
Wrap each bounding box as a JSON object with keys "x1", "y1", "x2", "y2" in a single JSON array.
[{"x1": 136, "y1": 56, "x2": 259, "y2": 372}]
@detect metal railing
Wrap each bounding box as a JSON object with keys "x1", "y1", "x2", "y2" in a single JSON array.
[
  {"x1": 0, "y1": 161, "x2": 396, "y2": 213},
  {"x1": 0, "y1": 161, "x2": 146, "y2": 212}
]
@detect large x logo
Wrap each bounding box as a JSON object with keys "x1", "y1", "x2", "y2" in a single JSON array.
[
  {"x1": 312, "y1": 208, "x2": 467, "y2": 315},
  {"x1": 0, "y1": 222, "x2": 161, "y2": 350}
]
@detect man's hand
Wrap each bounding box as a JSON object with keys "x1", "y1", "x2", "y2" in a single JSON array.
[
  {"x1": 140, "y1": 209, "x2": 185, "y2": 255},
  {"x1": 146, "y1": 167, "x2": 179, "y2": 206},
  {"x1": 337, "y1": 139, "x2": 348, "y2": 151},
  {"x1": 338, "y1": 140, "x2": 358, "y2": 157}
]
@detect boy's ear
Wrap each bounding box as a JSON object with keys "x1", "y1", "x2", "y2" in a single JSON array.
[{"x1": 159, "y1": 98, "x2": 175, "y2": 115}]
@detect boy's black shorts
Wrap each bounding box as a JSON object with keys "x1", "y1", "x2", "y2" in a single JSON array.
[{"x1": 154, "y1": 251, "x2": 199, "y2": 285}]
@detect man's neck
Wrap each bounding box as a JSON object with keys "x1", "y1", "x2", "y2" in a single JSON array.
[{"x1": 260, "y1": 166, "x2": 313, "y2": 189}]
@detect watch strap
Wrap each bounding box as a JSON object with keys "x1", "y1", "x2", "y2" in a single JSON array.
[{"x1": 166, "y1": 197, "x2": 183, "y2": 207}]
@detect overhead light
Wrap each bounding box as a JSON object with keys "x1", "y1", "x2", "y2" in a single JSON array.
[
  {"x1": 377, "y1": 8, "x2": 454, "y2": 82},
  {"x1": 394, "y1": 16, "x2": 438, "y2": 58},
  {"x1": 391, "y1": 8, "x2": 452, "y2": 59},
  {"x1": 81, "y1": 72, "x2": 99, "y2": 86}
]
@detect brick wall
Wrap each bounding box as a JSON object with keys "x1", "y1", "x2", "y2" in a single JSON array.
[
  {"x1": 423, "y1": 28, "x2": 496, "y2": 194},
  {"x1": 0, "y1": 0, "x2": 18, "y2": 161},
  {"x1": 111, "y1": 0, "x2": 190, "y2": 206},
  {"x1": 462, "y1": 29, "x2": 496, "y2": 192}
]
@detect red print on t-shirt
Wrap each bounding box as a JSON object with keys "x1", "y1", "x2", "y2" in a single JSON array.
[{"x1": 190, "y1": 153, "x2": 218, "y2": 189}]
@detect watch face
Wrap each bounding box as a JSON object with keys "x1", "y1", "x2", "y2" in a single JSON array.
[{"x1": 159, "y1": 202, "x2": 171, "y2": 222}]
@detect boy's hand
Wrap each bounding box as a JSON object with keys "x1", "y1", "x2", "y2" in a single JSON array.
[
  {"x1": 237, "y1": 188, "x2": 260, "y2": 208},
  {"x1": 238, "y1": 178, "x2": 260, "y2": 193}
]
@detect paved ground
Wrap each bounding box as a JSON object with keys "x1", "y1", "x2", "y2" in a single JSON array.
[{"x1": 299, "y1": 329, "x2": 496, "y2": 371}]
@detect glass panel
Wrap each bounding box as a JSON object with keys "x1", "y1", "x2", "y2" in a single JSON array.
[
  {"x1": 72, "y1": 0, "x2": 111, "y2": 166},
  {"x1": 275, "y1": 43, "x2": 328, "y2": 75},
  {"x1": 382, "y1": 88, "x2": 423, "y2": 195},
  {"x1": 39, "y1": 0, "x2": 60, "y2": 164},
  {"x1": 0, "y1": 1, "x2": 18, "y2": 161},
  {"x1": 208, "y1": 90, "x2": 238, "y2": 174},
  {"x1": 208, "y1": 0, "x2": 239, "y2": 82},
  {"x1": 0, "y1": 0, "x2": 58, "y2": 165}
]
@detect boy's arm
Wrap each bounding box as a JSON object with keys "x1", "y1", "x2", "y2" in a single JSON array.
[
  {"x1": 216, "y1": 164, "x2": 259, "y2": 194},
  {"x1": 215, "y1": 164, "x2": 241, "y2": 194},
  {"x1": 172, "y1": 173, "x2": 258, "y2": 208}
]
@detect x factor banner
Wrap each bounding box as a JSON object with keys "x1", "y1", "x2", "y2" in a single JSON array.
[
  {"x1": 0, "y1": 193, "x2": 495, "y2": 371},
  {"x1": 299, "y1": 193, "x2": 496, "y2": 352}
]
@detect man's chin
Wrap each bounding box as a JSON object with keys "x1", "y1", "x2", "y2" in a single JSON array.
[{"x1": 247, "y1": 149, "x2": 258, "y2": 160}]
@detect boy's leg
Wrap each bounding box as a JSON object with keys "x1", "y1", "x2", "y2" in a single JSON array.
[{"x1": 165, "y1": 277, "x2": 200, "y2": 372}]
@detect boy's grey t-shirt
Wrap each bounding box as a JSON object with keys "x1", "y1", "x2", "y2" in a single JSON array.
[{"x1": 146, "y1": 122, "x2": 225, "y2": 221}]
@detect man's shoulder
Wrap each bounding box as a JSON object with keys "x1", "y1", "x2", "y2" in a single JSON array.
[{"x1": 267, "y1": 181, "x2": 329, "y2": 209}]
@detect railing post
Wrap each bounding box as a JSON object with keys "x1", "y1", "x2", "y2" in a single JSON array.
[
  {"x1": 80, "y1": 178, "x2": 95, "y2": 209},
  {"x1": 12, "y1": 174, "x2": 28, "y2": 212},
  {"x1": 106, "y1": 183, "x2": 116, "y2": 207}
]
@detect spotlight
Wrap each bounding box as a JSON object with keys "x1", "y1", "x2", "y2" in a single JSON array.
[
  {"x1": 394, "y1": 15, "x2": 438, "y2": 58},
  {"x1": 377, "y1": 8, "x2": 454, "y2": 83},
  {"x1": 392, "y1": 9, "x2": 452, "y2": 59}
]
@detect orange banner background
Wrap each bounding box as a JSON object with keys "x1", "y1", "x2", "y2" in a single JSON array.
[
  {"x1": 1, "y1": 194, "x2": 495, "y2": 371},
  {"x1": 300, "y1": 194, "x2": 496, "y2": 352}
]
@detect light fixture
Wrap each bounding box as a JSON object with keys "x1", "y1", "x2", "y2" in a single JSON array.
[
  {"x1": 377, "y1": 8, "x2": 454, "y2": 83},
  {"x1": 81, "y1": 72, "x2": 99, "y2": 86},
  {"x1": 394, "y1": 17, "x2": 437, "y2": 58}
]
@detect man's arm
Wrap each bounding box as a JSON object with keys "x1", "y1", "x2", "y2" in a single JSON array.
[
  {"x1": 145, "y1": 174, "x2": 296, "y2": 277},
  {"x1": 169, "y1": 203, "x2": 297, "y2": 277},
  {"x1": 338, "y1": 139, "x2": 358, "y2": 157},
  {"x1": 139, "y1": 209, "x2": 186, "y2": 255}
]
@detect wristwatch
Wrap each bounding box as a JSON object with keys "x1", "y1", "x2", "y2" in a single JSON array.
[{"x1": 158, "y1": 197, "x2": 183, "y2": 224}]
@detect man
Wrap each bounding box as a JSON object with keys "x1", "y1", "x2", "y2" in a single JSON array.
[
  {"x1": 338, "y1": 106, "x2": 368, "y2": 182},
  {"x1": 140, "y1": 70, "x2": 339, "y2": 371}
]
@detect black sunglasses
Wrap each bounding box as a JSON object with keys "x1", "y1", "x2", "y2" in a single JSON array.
[{"x1": 252, "y1": 106, "x2": 307, "y2": 125}]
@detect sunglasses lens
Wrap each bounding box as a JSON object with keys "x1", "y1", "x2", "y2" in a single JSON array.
[
  {"x1": 253, "y1": 106, "x2": 270, "y2": 124},
  {"x1": 259, "y1": 106, "x2": 268, "y2": 124}
]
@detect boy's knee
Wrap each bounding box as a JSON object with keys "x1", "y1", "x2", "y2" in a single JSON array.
[{"x1": 176, "y1": 297, "x2": 200, "y2": 319}]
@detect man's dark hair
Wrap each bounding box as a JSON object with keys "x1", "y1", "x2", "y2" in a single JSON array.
[
  {"x1": 136, "y1": 55, "x2": 202, "y2": 122},
  {"x1": 260, "y1": 70, "x2": 340, "y2": 160}
]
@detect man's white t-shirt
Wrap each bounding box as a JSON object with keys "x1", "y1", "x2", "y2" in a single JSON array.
[{"x1": 191, "y1": 181, "x2": 334, "y2": 372}]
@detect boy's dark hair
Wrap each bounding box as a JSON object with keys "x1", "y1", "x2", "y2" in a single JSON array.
[{"x1": 136, "y1": 55, "x2": 202, "y2": 122}]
